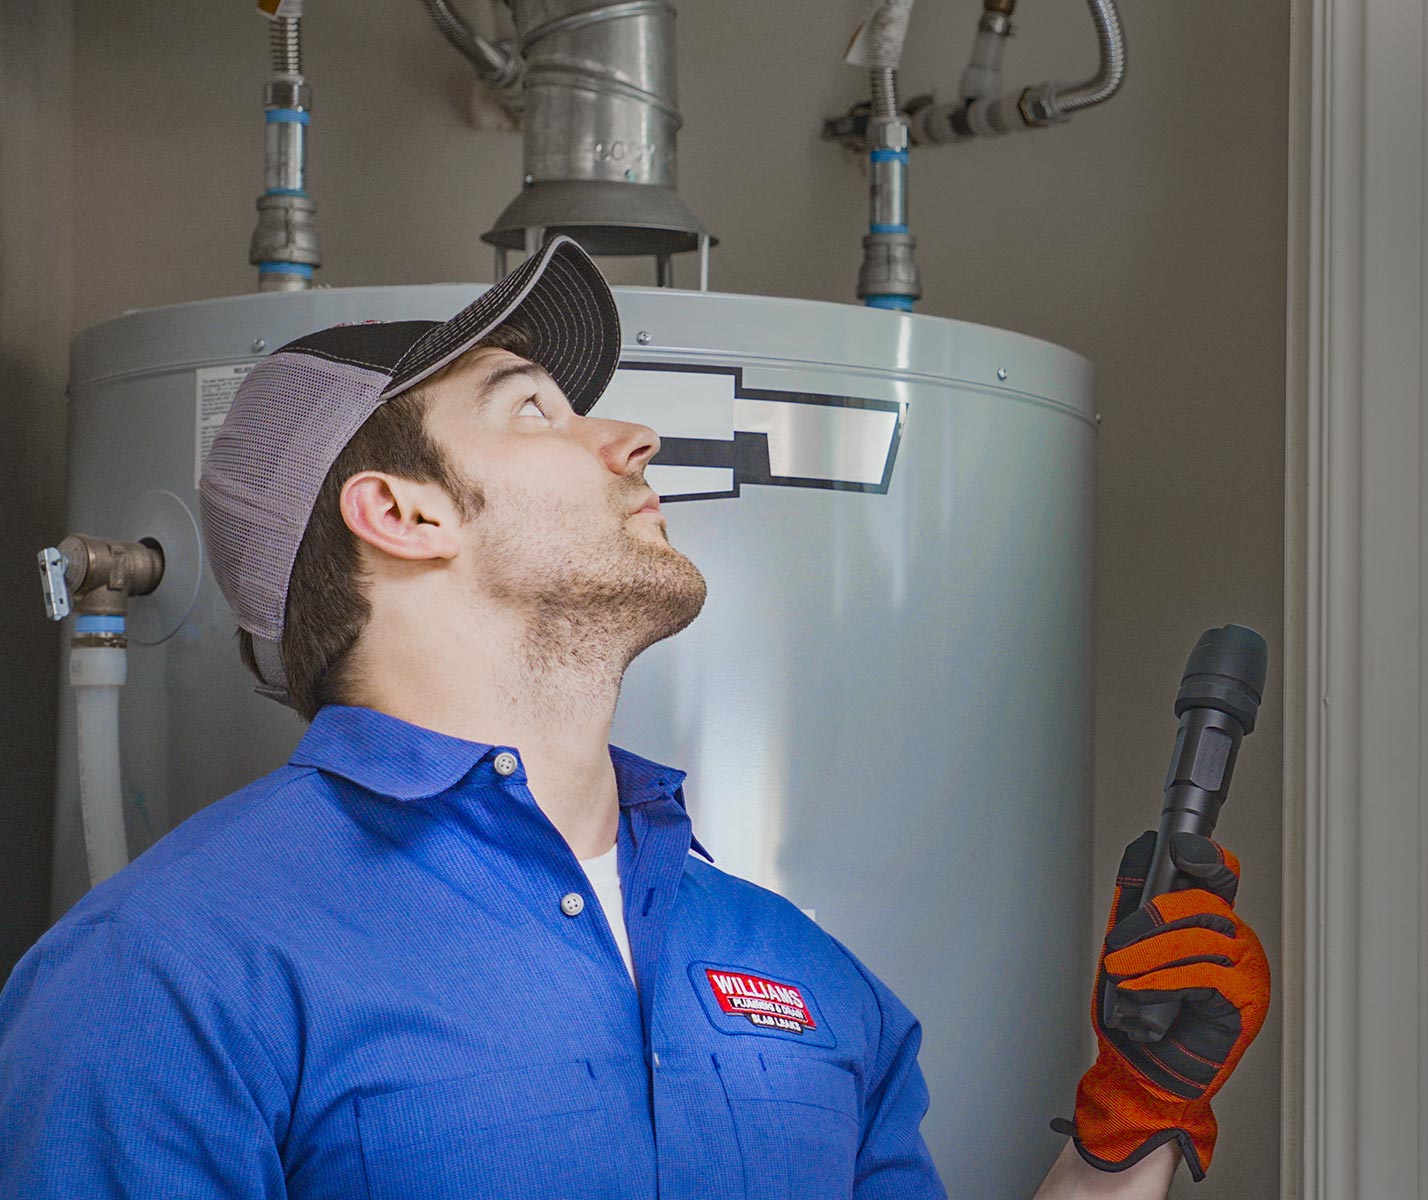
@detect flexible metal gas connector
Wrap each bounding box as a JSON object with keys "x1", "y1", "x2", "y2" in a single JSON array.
[
  {"x1": 248, "y1": 1, "x2": 321, "y2": 291},
  {"x1": 859, "y1": 66, "x2": 921, "y2": 311},
  {"x1": 420, "y1": 0, "x2": 524, "y2": 90},
  {"x1": 1047, "y1": 0, "x2": 1125, "y2": 113},
  {"x1": 836, "y1": 1, "x2": 922, "y2": 310},
  {"x1": 270, "y1": 13, "x2": 302, "y2": 74},
  {"x1": 909, "y1": 0, "x2": 1125, "y2": 145}
]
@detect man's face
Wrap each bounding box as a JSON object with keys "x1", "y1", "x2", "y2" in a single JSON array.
[{"x1": 420, "y1": 346, "x2": 708, "y2": 663}]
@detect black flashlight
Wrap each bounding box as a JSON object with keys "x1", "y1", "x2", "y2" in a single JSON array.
[{"x1": 1104, "y1": 623, "x2": 1267, "y2": 1043}]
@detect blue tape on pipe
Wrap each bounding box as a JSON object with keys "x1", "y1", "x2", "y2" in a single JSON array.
[
  {"x1": 865, "y1": 295, "x2": 915, "y2": 311},
  {"x1": 75, "y1": 615, "x2": 125, "y2": 634},
  {"x1": 870, "y1": 148, "x2": 908, "y2": 163},
  {"x1": 258, "y1": 262, "x2": 315, "y2": 278},
  {"x1": 263, "y1": 188, "x2": 308, "y2": 198},
  {"x1": 870, "y1": 223, "x2": 909, "y2": 234},
  {"x1": 265, "y1": 108, "x2": 310, "y2": 124}
]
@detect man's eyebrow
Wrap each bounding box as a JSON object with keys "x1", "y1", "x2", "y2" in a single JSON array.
[{"x1": 471, "y1": 361, "x2": 552, "y2": 409}]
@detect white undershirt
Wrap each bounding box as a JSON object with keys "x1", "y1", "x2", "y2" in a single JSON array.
[{"x1": 578, "y1": 842, "x2": 635, "y2": 984}]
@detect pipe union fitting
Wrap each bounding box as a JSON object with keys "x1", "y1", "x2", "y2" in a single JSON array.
[
  {"x1": 857, "y1": 230, "x2": 922, "y2": 302},
  {"x1": 249, "y1": 193, "x2": 321, "y2": 268}
]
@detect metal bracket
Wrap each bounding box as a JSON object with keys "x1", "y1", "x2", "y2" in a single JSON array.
[{"x1": 38, "y1": 547, "x2": 72, "y2": 620}]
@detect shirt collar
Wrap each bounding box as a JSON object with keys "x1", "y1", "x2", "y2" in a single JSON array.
[{"x1": 290, "y1": 704, "x2": 700, "y2": 821}]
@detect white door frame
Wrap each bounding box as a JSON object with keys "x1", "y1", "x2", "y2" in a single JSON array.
[{"x1": 1289, "y1": 0, "x2": 1427, "y2": 1196}]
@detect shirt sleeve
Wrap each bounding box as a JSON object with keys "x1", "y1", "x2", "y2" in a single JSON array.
[
  {"x1": 0, "y1": 913, "x2": 290, "y2": 1199},
  {"x1": 827, "y1": 936, "x2": 948, "y2": 1200}
]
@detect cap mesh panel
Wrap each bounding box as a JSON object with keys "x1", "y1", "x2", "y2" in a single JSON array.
[{"x1": 199, "y1": 353, "x2": 390, "y2": 644}]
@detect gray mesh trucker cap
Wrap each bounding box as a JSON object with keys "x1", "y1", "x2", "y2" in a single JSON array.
[{"x1": 198, "y1": 234, "x2": 621, "y2": 704}]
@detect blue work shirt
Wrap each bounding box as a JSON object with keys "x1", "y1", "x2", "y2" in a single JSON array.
[{"x1": 0, "y1": 705, "x2": 945, "y2": 1199}]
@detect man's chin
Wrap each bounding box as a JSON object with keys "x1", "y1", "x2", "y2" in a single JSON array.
[{"x1": 623, "y1": 537, "x2": 708, "y2": 648}]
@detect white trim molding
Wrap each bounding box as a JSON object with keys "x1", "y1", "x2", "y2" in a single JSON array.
[{"x1": 1291, "y1": 0, "x2": 1428, "y2": 1196}]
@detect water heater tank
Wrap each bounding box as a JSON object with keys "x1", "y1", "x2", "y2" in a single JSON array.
[{"x1": 55, "y1": 285, "x2": 1095, "y2": 1198}]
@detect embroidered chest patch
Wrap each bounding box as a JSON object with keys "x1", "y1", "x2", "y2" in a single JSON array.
[
  {"x1": 689, "y1": 961, "x2": 837, "y2": 1047},
  {"x1": 707, "y1": 969, "x2": 816, "y2": 1033}
]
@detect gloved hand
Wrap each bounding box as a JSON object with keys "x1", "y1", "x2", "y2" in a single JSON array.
[{"x1": 1050, "y1": 830, "x2": 1271, "y2": 1182}]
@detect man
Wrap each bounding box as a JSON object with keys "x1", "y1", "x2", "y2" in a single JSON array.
[{"x1": 0, "y1": 237, "x2": 1269, "y2": 1197}]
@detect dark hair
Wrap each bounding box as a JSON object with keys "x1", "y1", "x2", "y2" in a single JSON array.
[{"x1": 238, "y1": 323, "x2": 534, "y2": 719}]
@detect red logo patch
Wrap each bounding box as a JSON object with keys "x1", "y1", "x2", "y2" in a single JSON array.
[{"x1": 705, "y1": 969, "x2": 817, "y2": 1035}]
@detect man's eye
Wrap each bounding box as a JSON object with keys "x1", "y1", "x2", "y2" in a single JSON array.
[{"x1": 517, "y1": 396, "x2": 546, "y2": 417}]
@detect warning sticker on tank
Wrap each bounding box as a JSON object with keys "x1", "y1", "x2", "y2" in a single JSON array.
[{"x1": 195, "y1": 364, "x2": 255, "y2": 487}]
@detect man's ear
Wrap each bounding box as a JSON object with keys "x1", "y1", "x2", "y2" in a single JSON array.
[{"x1": 339, "y1": 471, "x2": 461, "y2": 561}]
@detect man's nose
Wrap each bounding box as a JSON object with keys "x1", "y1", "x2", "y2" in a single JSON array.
[{"x1": 589, "y1": 416, "x2": 660, "y2": 477}]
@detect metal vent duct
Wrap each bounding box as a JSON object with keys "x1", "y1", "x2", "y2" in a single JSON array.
[{"x1": 479, "y1": 0, "x2": 714, "y2": 279}]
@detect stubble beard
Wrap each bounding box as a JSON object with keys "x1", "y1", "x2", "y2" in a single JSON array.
[{"x1": 475, "y1": 487, "x2": 709, "y2": 688}]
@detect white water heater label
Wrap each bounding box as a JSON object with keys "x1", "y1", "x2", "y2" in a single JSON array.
[
  {"x1": 195, "y1": 364, "x2": 255, "y2": 487},
  {"x1": 599, "y1": 364, "x2": 906, "y2": 502}
]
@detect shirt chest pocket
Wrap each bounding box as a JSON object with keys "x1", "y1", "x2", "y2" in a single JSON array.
[
  {"x1": 355, "y1": 1058, "x2": 651, "y2": 1200},
  {"x1": 713, "y1": 1049, "x2": 861, "y2": 1200}
]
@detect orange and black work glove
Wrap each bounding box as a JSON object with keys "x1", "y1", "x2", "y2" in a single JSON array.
[{"x1": 1050, "y1": 830, "x2": 1271, "y2": 1182}]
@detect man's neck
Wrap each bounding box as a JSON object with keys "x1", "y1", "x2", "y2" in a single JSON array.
[{"x1": 356, "y1": 609, "x2": 624, "y2": 860}]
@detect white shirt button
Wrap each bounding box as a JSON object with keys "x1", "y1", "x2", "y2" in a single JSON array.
[
  {"x1": 493, "y1": 751, "x2": 518, "y2": 776},
  {"x1": 560, "y1": 893, "x2": 585, "y2": 917}
]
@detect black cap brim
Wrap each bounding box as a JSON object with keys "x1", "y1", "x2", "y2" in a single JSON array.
[{"x1": 380, "y1": 235, "x2": 620, "y2": 415}]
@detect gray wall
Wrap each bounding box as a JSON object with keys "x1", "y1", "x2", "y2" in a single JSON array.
[
  {"x1": 4, "y1": 2, "x2": 1287, "y2": 1195},
  {"x1": 0, "y1": 0, "x2": 72, "y2": 984}
]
